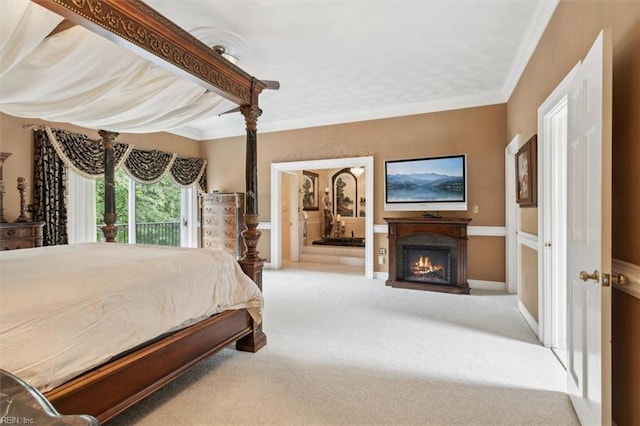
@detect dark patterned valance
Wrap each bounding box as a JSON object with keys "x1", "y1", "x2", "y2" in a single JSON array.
[
  {"x1": 171, "y1": 156, "x2": 207, "y2": 188},
  {"x1": 123, "y1": 149, "x2": 176, "y2": 184},
  {"x1": 45, "y1": 127, "x2": 131, "y2": 177},
  {"x1": 43, "y1": 127, "x2": 207, "y2": 189}
]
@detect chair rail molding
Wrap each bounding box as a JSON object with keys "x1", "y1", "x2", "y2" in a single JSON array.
[
  {"x1": 612, "y1": 258, "x2": 640, "y2": 299},
  {"x1": 373, "y1": 224, "x2": 506, "y2": 237},
  {"x1": 517, "y1": 231, "x2": 539, "y2": 251}
]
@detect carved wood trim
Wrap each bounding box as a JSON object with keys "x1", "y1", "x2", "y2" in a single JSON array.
[{"x1": 32, "y1": 0, "x2": 266, "y2": 105}]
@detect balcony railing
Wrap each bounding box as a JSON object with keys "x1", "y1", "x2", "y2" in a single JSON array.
[{"x1": 97, "y1": 221, "x2": 180, "y2": 246}]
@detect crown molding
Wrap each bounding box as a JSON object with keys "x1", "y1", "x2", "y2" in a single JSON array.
[
  {"x1": 501, "y1": 0, "x2": 559, "y2": 100},
  {"x1": 179, "y1": 89, "x2": 505, "y2": 141},
  {"x1": 167, "y1": 1, "x2": 559, "y2": 142}
]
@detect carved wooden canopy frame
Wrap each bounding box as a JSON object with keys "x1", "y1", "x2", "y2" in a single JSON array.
[{"x1": 32, "y1": 0, "x2": 265, "y2": 266}]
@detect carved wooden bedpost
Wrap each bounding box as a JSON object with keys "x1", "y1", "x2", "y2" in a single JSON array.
[
  {"x1": 236, "y1": 101, "x2": 267, "y2": 353},
  {"x1": 99, "y1": 130, "x2": 119, "y2": 243},
  {"x1": 239, "y1": 103, "x2": 262, "y2": 262}
]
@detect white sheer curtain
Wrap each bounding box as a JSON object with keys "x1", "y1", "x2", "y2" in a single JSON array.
[
  {"x1": 0, "y1": 1, "x2": 62, "y2": 78},
  {"x1": 67, "y1": 170, "x2": 97, "y2": 244},
  {"x1": 0, "y1": 1, "x2": 237, "y2": 133},
  {"x1": 181, "y1": 187, "x2": 199, "y2": 248}
]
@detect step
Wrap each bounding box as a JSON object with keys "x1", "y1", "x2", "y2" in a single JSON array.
[
  {"x1": 298, "y1": 244, "x2": 365, "y2": 266},
  {"x1": 298, "y1": 252, "x2": 365, "y2": 266},
  {"x1": 301, "y1": 245, "x2": 365, "y2": 258}
]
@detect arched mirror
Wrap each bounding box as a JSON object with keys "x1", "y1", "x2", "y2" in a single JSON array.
[{"x1": 332, "y1": 167, "x2": 362, "y2": 218}]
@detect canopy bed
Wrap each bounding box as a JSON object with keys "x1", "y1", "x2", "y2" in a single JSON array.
[{"x1": 0, "y1": 0, "x2": 270, "y2": 422}]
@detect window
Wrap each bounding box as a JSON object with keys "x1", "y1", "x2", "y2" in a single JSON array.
[{"x1": 94, "y1": 168, "x2": 197, "y2": 246}]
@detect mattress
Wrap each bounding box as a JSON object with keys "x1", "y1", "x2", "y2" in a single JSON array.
[{"x1": 0, "y1": 243, "x2": 263, "y2": 392}]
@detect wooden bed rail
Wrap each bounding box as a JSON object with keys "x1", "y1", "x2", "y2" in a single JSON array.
[{"x1": 44, "y1": 309, "x2": 254, "y2": 423}]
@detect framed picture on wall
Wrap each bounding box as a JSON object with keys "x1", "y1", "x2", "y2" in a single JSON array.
[
  {"x1": 302, "y1": 171, "x2": 319, "y2": 211},
  {"x1": 515, "y1": 135, "x2": 537, "y2": 207}
]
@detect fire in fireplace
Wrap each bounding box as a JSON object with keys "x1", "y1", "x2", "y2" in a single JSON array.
[{"x1": 403, "y1": 245, "x2": 451, "y2": 285}]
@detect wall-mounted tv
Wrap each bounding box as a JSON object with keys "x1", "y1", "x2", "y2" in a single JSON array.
[{"x1": 384, "y1": 154, "x2": 467, "y2": 212}]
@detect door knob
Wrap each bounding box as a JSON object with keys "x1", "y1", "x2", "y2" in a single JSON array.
[
  {"x1": 580, "y1": 269, "x2": 600, "y2": 283},
  {"x1": 616, "y1": 274, "x2": 628, "y2": 285},
  {"x1": 602, "y1": 273, "x2": 628, "y2": 287}
]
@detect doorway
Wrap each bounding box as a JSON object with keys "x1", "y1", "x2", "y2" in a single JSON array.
[
  {"x1": 537, "y1": 63, "x2": 578, "y2": 367},
  {"x1": 271, "y1": 156, "x2": 374, "y2": 279},
  {"x1": 540, "y1": 97, "x2": 569, "y2": 367}
]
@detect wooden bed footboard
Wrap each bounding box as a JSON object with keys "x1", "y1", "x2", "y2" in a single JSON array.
[{"x1": 45, "y1": 309, "x2": 255, "y2": 423}]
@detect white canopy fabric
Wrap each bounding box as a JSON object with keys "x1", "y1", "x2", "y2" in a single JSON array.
[{"x1": 0, "y1": 1, "x2": 237, "y2": 133}]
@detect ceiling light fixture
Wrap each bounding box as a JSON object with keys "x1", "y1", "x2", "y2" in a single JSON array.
[
  {"x1": 189, "y1": 27, "x2": 248, "y2": 67},
  {"x1": 350, "y1": 167, "x2": 365, "y2": 177},
  {"x1": 213, "y1": 45, "x2": 239, "y2": 66}
]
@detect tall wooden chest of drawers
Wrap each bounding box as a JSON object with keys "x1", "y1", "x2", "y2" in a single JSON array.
[
  {"x1": 200, "y1": 192, "x2": 245, "y2": 259},
  {"x1": 0, "y1": 222, "x2": 45, "y2": 250}
]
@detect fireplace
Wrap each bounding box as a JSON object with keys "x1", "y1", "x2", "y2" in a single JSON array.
[
  {"x1": 385, "y1": 217, "x2": 471, "y2": 294},
  {"x1": 403, "y1": 245, "x2": 451, "y2": 285}
]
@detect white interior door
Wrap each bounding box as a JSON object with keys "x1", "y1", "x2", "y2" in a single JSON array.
[
  {"x1": 280, "y1": 172, "x2": 293, "y2": 261},
  {"x1": 289, "y1": 173, "x2": 300, "y2": 262},
  {"x1": 566, "y1": 30, "x2": 612, "y2": 425}
]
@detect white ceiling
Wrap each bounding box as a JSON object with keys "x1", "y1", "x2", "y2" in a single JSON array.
[{"x1": 145, "y1": 0, "x2": 558, "y2": 141}]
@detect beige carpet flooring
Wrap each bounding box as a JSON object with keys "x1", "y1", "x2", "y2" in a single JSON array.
[{"x1": 109, "y1": 267, "x2": 579, "y2": 425}]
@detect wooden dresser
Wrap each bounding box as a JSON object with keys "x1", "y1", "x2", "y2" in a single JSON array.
[
  {"x1": 0, "y1": 222, "x2": 45, "y2": 250},
  {"x1": 200, "y1": 192, "x2": 245, "y2": 259}
]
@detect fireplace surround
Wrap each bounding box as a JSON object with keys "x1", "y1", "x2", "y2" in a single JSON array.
[{"x1": 385, "y1": 217, "x2": 471, "y2": 294}]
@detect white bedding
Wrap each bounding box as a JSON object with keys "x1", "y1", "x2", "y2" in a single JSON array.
[{"x1": 0, "y1": 243, "x2": 263, "y2": 392}]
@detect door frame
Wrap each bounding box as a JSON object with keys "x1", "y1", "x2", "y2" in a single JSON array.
[
  {"x1": 271, "y1": 156, "x2": 374, "y2": 278},
  {"x1": 505, "y1": 134, "x2": 520, "y2": 295},
  {"x1": 537, "y1": 63, "x2": 579, "y2": 348}
]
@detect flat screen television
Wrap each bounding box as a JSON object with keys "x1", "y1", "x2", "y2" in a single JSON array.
[{"x1": 384, "y1": 154, "x2": 467, "y2": 213}]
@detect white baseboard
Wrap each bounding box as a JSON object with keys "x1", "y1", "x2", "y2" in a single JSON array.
[
  {"x1": 374, "y1": 271, "x2": 388, "y2": 281},
  {"x1": 518, "y1": 299, "x2": 539, "y2": 338},
  {"x1": 468, "y1": 279, "x2": 506, "y2": 292}
]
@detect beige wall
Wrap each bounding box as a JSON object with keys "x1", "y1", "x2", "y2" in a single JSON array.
[
  {"x1": 203, "y1": 103, "x2": 507, "y2": 278},
  {"x1": 506, "y1": 0, "x2": 640, "y2": 422}
]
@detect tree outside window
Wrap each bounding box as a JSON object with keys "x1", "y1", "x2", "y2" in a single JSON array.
[{"x1": 96, "y1": 169, "x2": 181, "y2": 245}]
